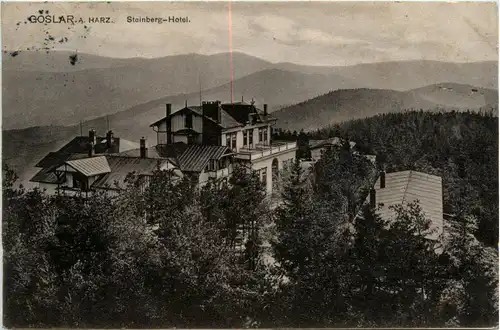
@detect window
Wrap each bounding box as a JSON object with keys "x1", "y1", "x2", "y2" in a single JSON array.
[
  {"x1": 231, "y1": 133, "x2": 237, "y2": 150},
  {"x1": 248, "y1": 129, "x2": 254, "y2": 146},
  {"x1": 226, "y1": 134, "x2": 231, "y2": 147},
  {"x1": 187, "y1": 135, "x2": 195, "y2": 144},
  {"x1": 72, "y1": 174, "x2": 81, "y2": 189},
  {"x1": 72, "y1": 173, "x2": 88, "y2": 191},
  {"x1": 185, "y1": 113, "x2": 193, "y2": 128},
  {"x1": 260, "y1": 167, "x2": 267, "y2": 184},
  {"x1": 207, "y1": 159, "x2": 216, "y2": 171},
  {"x1": 258, "y1": 127, "x2": 268, "y2": 143},
  {"x1": 243, "y1": 131, "x2": 248, "y2": 146}
]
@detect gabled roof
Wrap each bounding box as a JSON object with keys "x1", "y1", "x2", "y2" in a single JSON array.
[
  {"x1": 58, "y1": 156, "x2": 112, "y2": 177},
  {"x1": 150, "y1": 106, "x2": 203, "y2": 127},
  {"x1": 31, "y1": 134, "x2": 139, "y2": 184},
  {"x1": 149, "y1": 102, "x2": 274, "y2": 130},
  {"x1": 369, "y1": 170, "x2": 444, "y2": 240},
  {"x1": 92, "y1": 156, "x2": 181, "y2": 190}
]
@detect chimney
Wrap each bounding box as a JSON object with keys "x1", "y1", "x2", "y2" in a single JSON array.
[
  {"x1": 88, "y1": 129, "x2": 96, "y2": 157},
  {"x1": 140, "y1": 137, "x2": 147, "y2": 158},
  {"x1": 89, "y1": 128, "x2": 96, "y2": 145},
  {"x1": 88, "y1": 142, "x2": 95, "y2": 157},
  {"x1": 369, "y1": 188, "x2": 376, "y2": 208},
  {"x1": 166, "y1": 104, "x2": 172, "y2": 145},
  {"x1": 380, "y1": 170, "x2": 386, "y2": 189},
  {"x1": 216, "y1": 101, "x2": 221, "y2": 123},
  {"x1": 264, "y1": 104, "x2": 268, "y2": 116},
  {"x1": 106, "y1": 130, "x2": 113, "y2": 148}
]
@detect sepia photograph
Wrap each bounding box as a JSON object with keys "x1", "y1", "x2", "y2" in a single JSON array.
[{"x1": 1, "y1": 1, "x2": 499, "y2": 328}]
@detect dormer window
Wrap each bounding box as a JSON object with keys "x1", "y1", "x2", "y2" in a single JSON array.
[{"x1": 185, "y1": 113, "x2": 193, "y2": 129}]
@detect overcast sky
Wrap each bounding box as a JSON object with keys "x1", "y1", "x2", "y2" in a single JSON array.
[{"x1": 1, "y1": 1, "x2": 498, "y2": 66}]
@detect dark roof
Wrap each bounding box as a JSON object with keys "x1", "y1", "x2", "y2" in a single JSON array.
[
  {"x1": 92, "y1": 156, "x2": 180, "y2": 190},
  {"x1": 220, "y1": 102, "x2": 255, "y2": 125},
  {"x1": 57, "y1": 136, "x2": 120, "y2": 155},
  {"x1": 155, "y1": 143, "x2": 231, "y2": 172},
  {"x1": 111, "y1": 148, "x2": 179, "y2": 167},
  {"x1": 219, "y1": 110, "x2": 242, "y2": 128},
  {"x1": 31, "y1": 167, "x2": 65, "y2": 184},
  {"x1": 35, "y1": 136, "x2": 120, "y2": 169},
  {"x1": 35, "y1": 152, "x2": 69, "y2": 168},
  {"x1": 178, "y1": 145, "x2": 231, "y2": 172}
]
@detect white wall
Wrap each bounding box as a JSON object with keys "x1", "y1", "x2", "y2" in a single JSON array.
[
  {"x1": 171, "y1": 113, "x2": 203, "y2": 133},
  {"x1": 156, "y1": 112, "x2": 203, "y2": 145},
  {"x1": 222, "y1": 123, "x2": 271, "y2": 151},
  {"x1": 250, "y1": 150, "x2": 296, "y2": 194}
]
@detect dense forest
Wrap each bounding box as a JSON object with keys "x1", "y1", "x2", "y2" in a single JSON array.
[
  {"x1": 274, "y1": 110, "x2": 499, "y2": 248},
  {"x1": 3, "y1": 110, "x2": 498, "y2": 328}
]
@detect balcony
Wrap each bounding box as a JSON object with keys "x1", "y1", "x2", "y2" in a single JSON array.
[{"x1": 235, "y1": 141, "x2": 297, "y2": 161}]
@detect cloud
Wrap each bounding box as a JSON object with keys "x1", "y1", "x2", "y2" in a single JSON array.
[{"x1": 1, "y1": 2, "x2": 497, "y2": 66}]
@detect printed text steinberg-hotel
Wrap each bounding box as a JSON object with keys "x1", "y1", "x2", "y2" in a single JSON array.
[{"x1": 127, "y1": 16, "x2": 190, "y2": 24}]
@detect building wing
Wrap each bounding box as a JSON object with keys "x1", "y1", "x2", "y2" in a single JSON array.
[
  {"x1": 91, "y1": 156, "x2": 180, "y2": 190},
  {"x1": 369, "y1": 170, "x2": 444, "y2": 240}
]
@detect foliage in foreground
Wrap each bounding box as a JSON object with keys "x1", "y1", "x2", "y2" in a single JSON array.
[{"x1": 3, "y1": 119, "x2": 498, "y2": 328}]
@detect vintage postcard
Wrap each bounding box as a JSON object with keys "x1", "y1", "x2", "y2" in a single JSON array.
[{"x1": 1, "y1": 1, "x2": 498, "y2": 328}]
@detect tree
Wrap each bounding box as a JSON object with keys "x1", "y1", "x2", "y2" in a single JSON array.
[
  {"x1": 378, "y1": 202, "x2": 449, "y2": 327},
  {"x1": 273, "y1": 158, "x2": 352, "y2": 326},
  {"x1": 346, "y1": 204, "x2": 391, "y2": 326},
  {"x1": 439, "y1": 214, "x2": 499, "y2": 327}
]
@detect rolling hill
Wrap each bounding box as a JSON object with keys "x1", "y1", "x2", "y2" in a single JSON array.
[
  {"x1": 2, "y1": 51, "x2": 273, "y2": 129},
  {"x1": 75, "y1": 68, "x2": 359, "y2": 142},
  {"x1": 5, "y1": 82, "x2": 497, "y2": 185},
  {"x1": 271, "y1": 83, "x2": 498, "y2": 132},
  {"x1": 275, "y1": 60, "x2": 498, "y2": 91},
  {"x1": 3, "y1": 50, "x2": 498, "y2": 130}
]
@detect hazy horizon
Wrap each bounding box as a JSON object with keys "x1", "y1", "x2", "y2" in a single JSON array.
[
  {"x1": 2, "y1": 2, "x2": 497, "y2": 66},
  {"x1": 3, "y1": 49, "x2": 498, "y2": 68}
]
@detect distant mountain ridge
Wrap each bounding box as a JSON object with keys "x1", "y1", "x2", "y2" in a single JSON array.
[
  {"x1": 4, "y1": 83, "x2": 497, "y2": 186},
  {"x1": 272, "y1": 83, "x2": 498, "y2": 132},
  {"x1": 3, "y1": 50, "x2": 497, "y2": 130},
  {"x1": 3, "y1": 51, "x2": 498, "y2": 183}
]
